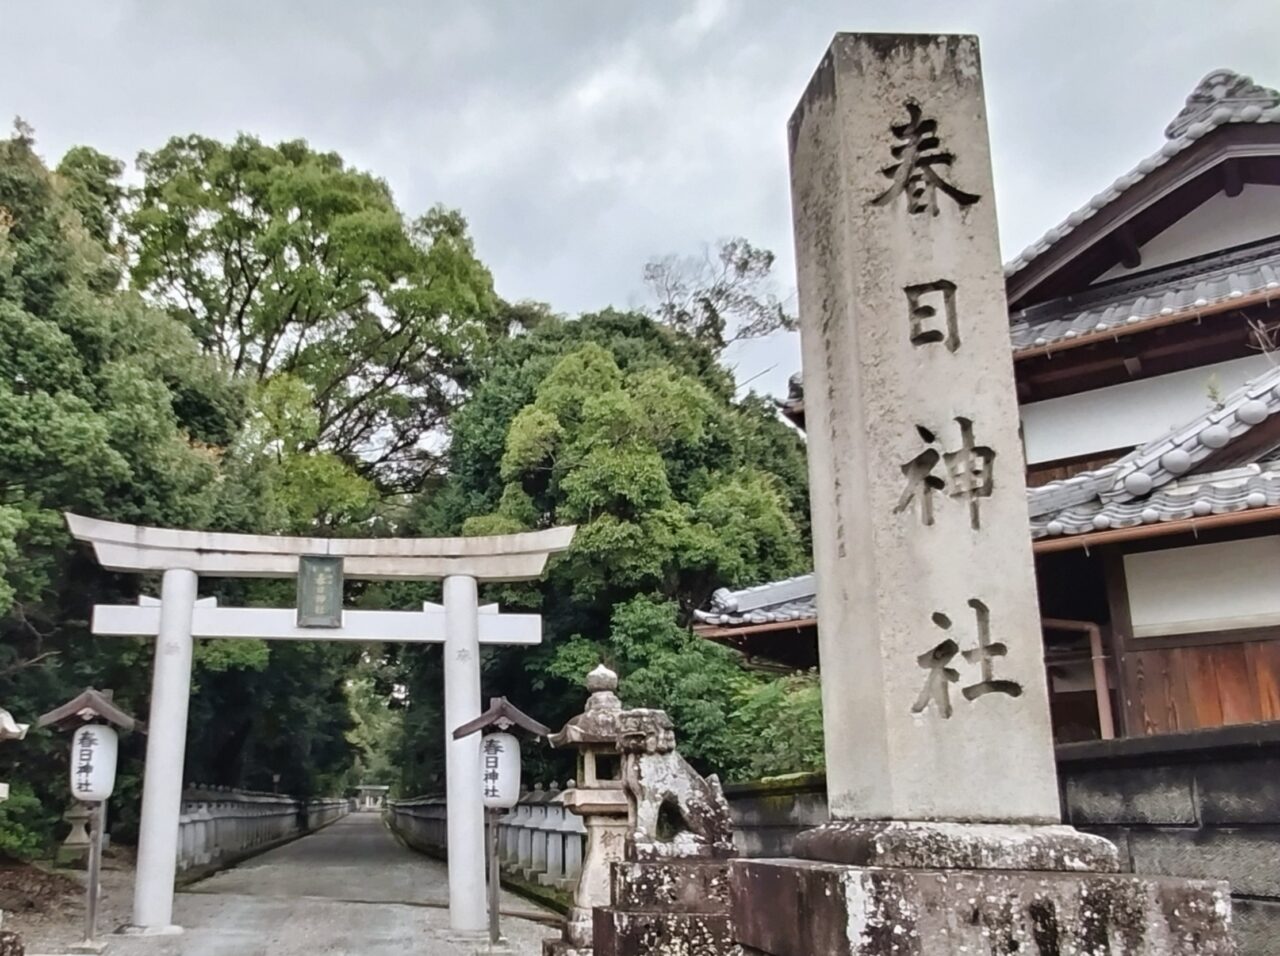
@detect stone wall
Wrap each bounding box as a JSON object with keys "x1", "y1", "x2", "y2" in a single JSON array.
[
  {"x1": 722, "y1": 773, "x2": 827, "y2": 858},
  {"x1": 175, "y1": 784, "x2": 348, "y2": 881},
  {"x1": 1058, "y1": 723, "x2": 1280, "y2": 956},
  {"x1": 720, "y1": 728, "x2": 1280, "y2": 956},
  {"x1": 387, "y1": 784, "x2": 586, "y2": 899}
]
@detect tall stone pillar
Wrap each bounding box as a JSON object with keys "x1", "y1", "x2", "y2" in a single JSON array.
[
  {"x1": 792, "y1": 32, "x2": 1060, "y2": 828},
  {"x1": 728, "y1": 33, "x2": 1234, "y2": 954},
  {"x1": 131, "y1": 568, "x2": 197, "y2": 933},
  {"x1": 443, "y1": 574, "x2": 486, "y2": 936}
]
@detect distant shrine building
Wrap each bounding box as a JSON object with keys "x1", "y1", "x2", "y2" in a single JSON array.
[{"x1": 697, "y1": 69, "x2": 1280, "y2": 745}]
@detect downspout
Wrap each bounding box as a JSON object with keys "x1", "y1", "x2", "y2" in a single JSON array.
[{"x1": 1041, "y1": 617, "x2": 1117, "y2": 741}]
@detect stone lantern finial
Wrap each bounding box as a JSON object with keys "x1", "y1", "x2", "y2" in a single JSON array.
[{"x1": 585, "y1": 664, "x2": 617, "y2": 693}]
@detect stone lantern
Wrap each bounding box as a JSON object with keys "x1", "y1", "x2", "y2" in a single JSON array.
[
  {"x1": 542, "y1": 665, "x2": 629, "y2": 956},
  {"x1": 0, "y1": 706, "x2": 28, "y2": 804}
]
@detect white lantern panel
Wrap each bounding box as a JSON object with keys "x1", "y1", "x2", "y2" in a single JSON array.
[
  {"x1": 70, "y1": 724, "x2": 118, "y2": 802},
  {"x1": 481, "y1": 732, "x2": 521, "y2": 809}
]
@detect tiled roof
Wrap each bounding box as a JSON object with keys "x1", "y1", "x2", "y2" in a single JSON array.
[
  {"x1": 1028, "y1": 362, "x2": 1280, "y2": 523},
  {"x1": 1032, "y1": 461, "x2": 1280, "y2": 539},
  {"x1": 693, "y1": 573, "x2": 816, "y2": 627},
  {"x1": 1003, "y1": 70, "x2": 1280, "y2": 280},
  {"x1": 705, "y1": 365, "x2": 1280, "y2": 627},
  {"x1": 1009, "y1": 239, "x2": 1280, "y2": 355}
]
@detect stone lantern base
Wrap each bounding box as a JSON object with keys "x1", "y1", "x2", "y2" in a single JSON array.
[
  {"x1": 593, "y1": 861, "x2": 741, "y2": 956},
  {"x1": 730, "y1": 859, "x2": 1233, "y2": 955}
]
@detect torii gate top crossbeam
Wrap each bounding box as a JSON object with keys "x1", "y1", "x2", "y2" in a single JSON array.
[{"x1": 65, "y1": 513, "x2": 576, "y2": 581}]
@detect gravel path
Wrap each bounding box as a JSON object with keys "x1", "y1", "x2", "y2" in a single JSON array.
[{"x1": 20, "y1": 813, "x2": 558, "y2": 956}]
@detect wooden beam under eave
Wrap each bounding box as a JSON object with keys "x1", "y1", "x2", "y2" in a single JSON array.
[
  {"x1": 693, "y1": 618, "x2": 819, "y2": 639},
  {"x1": 1222, "y1": 159, "x2": 1244, "y2": 198},
  {"x1": 1114, "y1": 225, "x2": 1142, "y2": 270},
  {"x1": 1013, "y1": 287, "x2": 1280, "y2": 362}
]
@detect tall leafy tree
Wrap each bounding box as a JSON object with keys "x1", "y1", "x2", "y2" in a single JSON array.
[
  {"x1": 0, "y1": 126, "x2": 245, "y2": 849},
  {"x1": 128, "y1": 134, "x2": 499, "y2": 491},
  {"x1": 396, "y1": 311, "x2": 816, "y2": 788}
]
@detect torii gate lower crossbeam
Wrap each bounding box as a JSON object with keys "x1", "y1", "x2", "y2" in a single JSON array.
[{"x1": 65, "y1": 513, "x2": 575, "y2": 940}]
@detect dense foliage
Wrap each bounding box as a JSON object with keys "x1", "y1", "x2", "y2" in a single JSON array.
[
  {"x1": 395, "y1": 311, "x2": 818, "y2": 788},
  {"x1": 129, "y1": 134, "x2": 498, "y2": 493},
  {"x1": 0, "y1": 125, "x2": 820, "y2": 859},
  {"x1": 0, "y1": 126, "x2": 241, "y2": 848}
]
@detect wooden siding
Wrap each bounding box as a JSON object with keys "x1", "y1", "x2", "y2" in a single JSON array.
[
  {"x1": 1121, "y1": 640, "x2": 1280, "y2": 734},
  {"x1": 1104, "y1": 547, "x2": 1280, "y2": 735}
]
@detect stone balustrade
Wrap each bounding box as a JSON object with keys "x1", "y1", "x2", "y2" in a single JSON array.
[
  {"x1": 387, "y1": 781, "x2": 586, "y2": 892},
  {"x1": 176, "y1": 784, "x2": 348, "y2": 876}
]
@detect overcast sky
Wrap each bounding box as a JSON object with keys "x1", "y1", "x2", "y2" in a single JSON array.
[{"x1": 5, "y1": 1, "x2": 1279, "y2": 398}]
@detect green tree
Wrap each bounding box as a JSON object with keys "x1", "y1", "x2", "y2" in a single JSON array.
[
  {"x1": 56, "y1": 146, "x2": 126, "y2": 250},
  {"x1": 0, "y1": 127, "x2": 243, "y2": 851},
  {"x1": 128, "y1": 134, "x2": 499, "y2": 491},
  {"x1": 396, "y1": 310, "x2": 812, "y2": 789}
]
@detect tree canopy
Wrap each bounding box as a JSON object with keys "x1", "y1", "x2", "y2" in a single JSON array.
[
  {"x1": 395, "y1": 310, "x2": 817, "y2": 787},
  {"x1": 129, "y1": 134, "x2": 499, "y2": 492},
  {"x1": 0, "y1": 124, "x2": 819, "y2": 860}
]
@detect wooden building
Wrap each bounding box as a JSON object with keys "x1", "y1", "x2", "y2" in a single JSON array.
[{"x1": 696, "y1": 68, "x2": 1280, "y2": 744}]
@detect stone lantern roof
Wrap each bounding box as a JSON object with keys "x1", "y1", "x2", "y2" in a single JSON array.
[{"x1": 548, "y1": 665, "x2": 624, "y2": 748}]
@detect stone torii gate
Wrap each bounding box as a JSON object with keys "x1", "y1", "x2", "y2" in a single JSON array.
[{"x1": 65, "y1": 512, "x2": 575, "y2": 939}]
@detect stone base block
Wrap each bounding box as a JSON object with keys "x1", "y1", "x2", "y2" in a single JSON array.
[
  {"x1": 593, "y1": 860, "x2": 742, "y2": 955},
  {"x1": 544, "y1": 905, "x2": 593, "y2": 956},
  {"x1": 542, "y1": 940, "x2": 590, "y2": 956},
  {"x1": 794, "y1": 820, "x2": 1121, "y2": 872},
  {"x1": 610, "y1": 860, "x2": 733, "y2": 913},
  {"x1": 594, "y1": 910, "x2": 743, "y2": 956},
  {"x1": 0, "y1": 930, "x2": 23, "y2": 956},
  {"x1": 731, "y1": 859, "x2": 1232, "y2": 955},
  {"x1": 55, "y1": 846, "x2": 90, "y2": 868}
]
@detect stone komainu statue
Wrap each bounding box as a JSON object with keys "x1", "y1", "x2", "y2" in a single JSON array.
[{"x1": 615, "y1": 708, "x2": 734, "y2": 861}]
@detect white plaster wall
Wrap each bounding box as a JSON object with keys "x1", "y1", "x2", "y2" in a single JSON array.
[
  {"x1": 1124, "y1": 536, "x2": 1280, "y2": 637},
  {"x1": 1021, "y1": 354, "x2": 1274, "y2": 465},
  {"x1": 1096, "y1": 184, "x2": 1280, "y2": 283}
]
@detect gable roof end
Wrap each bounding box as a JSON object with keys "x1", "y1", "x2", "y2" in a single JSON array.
[{"x1": 1003, "y1": 70, "x2": 1280, "y2": 281}]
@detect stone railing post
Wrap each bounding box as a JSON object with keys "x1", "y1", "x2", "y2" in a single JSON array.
[
  {"x1": 539, "y1": 782, "x2": 567, "y2": 888},
  {"x1": 193, "y1": 804, "x2": 212, "y2": 866},
  {"x1": 501, "y1": 800, "x2": 522, "y2": 867},
  {"x1": 515, "y1": 798, "x2": 534, "y2": 874},
  {"x1": 562, "y1": 809, "x2": 586, "y2": 886},
  {"x1": 525, "y1": 784, "x2": 550, "y2": 881},
  {"x1": 176, "y1": 809, "x2": 193, "y2": 873}
]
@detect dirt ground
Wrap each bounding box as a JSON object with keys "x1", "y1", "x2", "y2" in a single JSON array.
[{"x1": 0, "y1": 848, "x2": 136, "y2": 947}]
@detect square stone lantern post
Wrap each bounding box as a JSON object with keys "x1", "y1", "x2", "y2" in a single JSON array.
[{"x1": 542, "y1": 666, "x2": 630, "y2": 956}]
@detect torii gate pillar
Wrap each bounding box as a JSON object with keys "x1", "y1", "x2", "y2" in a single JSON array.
[
  {"x1": 65, "y1": 513, "x2": 575, "y2": 938},
  {"x1": 443, "y1": 574, "x2": 485, "y2": 934},
  {"x1": 133, "y1": 568, "x2": 198, "y2": 933}
]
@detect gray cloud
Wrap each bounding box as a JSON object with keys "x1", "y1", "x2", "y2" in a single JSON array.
[{"x1": 5, "y1": 1, "x2": 1278, "y2": 398}]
